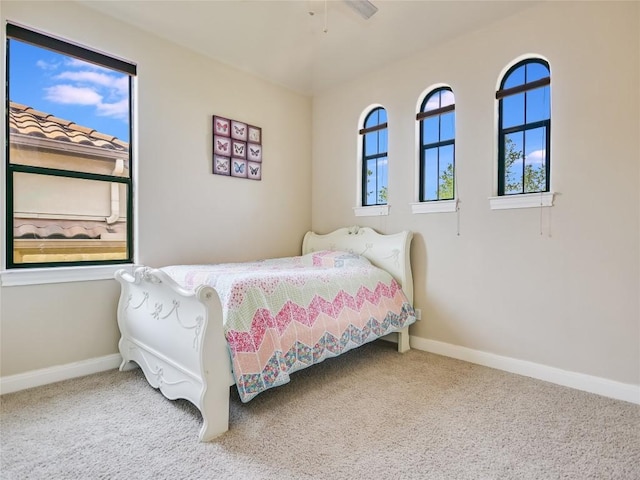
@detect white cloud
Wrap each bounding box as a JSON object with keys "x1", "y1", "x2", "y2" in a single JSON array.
[
  {"x1": 440, "y1": 90, "x2": 455, "y2": 107},
  {"x1": 44, "y1": 84, "x2": 103, "y2": 106},
  {"x1": 36, "y1": 60, "x2": 59, "y2": 71},
  {"x1": 525, "y1": 149, "x2": 546, "y2": 165},
  {"x1": 55, "y1": 71, "x2": 127, "y2": 94},
  {"x1": 424, "y1": 97, "x2": 439, "y2": 111},
  {"x1": 96, "y1": 98, "x2": 129, "y2": 120},
  {"x1": 44, "y1": 66, "x2": 129, "y2": 120},
  {"x1": 37, "y1": 55, "x2": 130, "y2": 123},
  {"x1": 45, "y1": 84, "x2": 129, "y2": 121}
]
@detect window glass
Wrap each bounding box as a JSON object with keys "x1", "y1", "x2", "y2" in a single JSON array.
[
  {"x1": 498, "y1": 59, "x2": 550, "y2": 196},
  {"x1": 423, "y1": 148, "x2": 439, "y2": 201},
  {"x1": 440, "y1": 90, "x2": 455, "y2": 108},
  {"x1": 422, "y1": 116, "x2": 439, "y2": 145},
  {"x1": 503, "y1": 65, "x2": 525, "y2": 89},
  {"x1": 526, "y1": 62, "x2": 548, "y2": 83},
  {"x1": 525, "y1": 86, "x2": 550, "y2": 123},
  {"x1": 503, "y1": 132, "x2": 524, "y2": 194},
  {"x1": 524, "y1": 127, "x2": 547, "y2": 193},
  {"x1": 6, "y1": 25, "x2": 135, "y2": 268},
  {"x1": 440, "y1": 112, "x2": 455, "y2": 142},
  {"x1": 361, "y1": 107, "x2": 388, "y2": 206},
  {"x1": 418, "y1": 87, "x2": 455, "y2": 202},
  {"x1": 438, "y1": 145, "x2": 454, "y2": 200},
  {"x1": 502, "y1": 93, "x2": 525, "y2": 129}
]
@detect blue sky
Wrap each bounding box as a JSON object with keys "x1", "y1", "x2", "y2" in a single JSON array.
[{"x1": 9, "y1": 39, "x2": 130, "y2": 142}]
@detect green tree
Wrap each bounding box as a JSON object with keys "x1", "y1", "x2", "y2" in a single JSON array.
[
  {"x1": 504, "y1": 137, "x2": 546, "y2": 193},
  {"x1": 438, "y1": 163, "x2": 454, "y2": 200},
  {"x1": 366, "y1": 169, "x2": 388, "y2": 204},
  {"x1": 378, "y1": 185, "x2": 388, "y2": 203}
]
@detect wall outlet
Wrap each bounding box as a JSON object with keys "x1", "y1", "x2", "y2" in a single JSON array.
[{"x1": 415, "y1": 308, "x2": 422, "y2": 320}]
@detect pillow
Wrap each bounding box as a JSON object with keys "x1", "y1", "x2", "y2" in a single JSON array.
[{"x1": 302, "y1": 250, "x2": 371, "y2": 268}]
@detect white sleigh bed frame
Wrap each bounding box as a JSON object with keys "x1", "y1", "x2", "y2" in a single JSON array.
[{"x1": 116, "y1": 226, "x2": 414, "y2": 441}]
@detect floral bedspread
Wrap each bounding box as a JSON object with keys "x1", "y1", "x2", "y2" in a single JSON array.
[{"x1": 162, "y1": 251, "x2": 415, "y2": 402}]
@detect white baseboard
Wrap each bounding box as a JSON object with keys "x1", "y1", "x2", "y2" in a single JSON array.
[
  {"x1": 0, "y1": 353, "x2": 122, "y2": 395},
  {"x1": 3, "y1": 340, "x2": 639, "y2": 406},
  {"x1": 411, "y1": 337, "x2": 640, "y2": 405}
]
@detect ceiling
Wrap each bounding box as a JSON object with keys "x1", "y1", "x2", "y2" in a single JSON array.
[{"x1": 78, "y1": 0, "x2": 538, "y2": 96}]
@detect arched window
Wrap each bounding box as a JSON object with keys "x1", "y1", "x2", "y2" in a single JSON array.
[
  {"x1": 417, "y1": 87, "x2": 455, "y2": 201},
  {"x1": 360, "y1": 107, "x2": 388, "y2": 206},
  {"x1": 497, "y1": 58, "x2": 550, "y2": 195}
]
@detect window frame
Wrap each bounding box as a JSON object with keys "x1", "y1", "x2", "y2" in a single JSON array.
[
  {"x1": 417, "y1": 86, "x2": 456, "y2": 203},
  {"x1": 496, "y1": 58, "x2": 551, "y2": 197},
  {"x1": 5, "y1": 23, "x2": 136, "y2": 271},
  {"x1": 359, "y1": 107, "x2": 388, "y2": 207}
]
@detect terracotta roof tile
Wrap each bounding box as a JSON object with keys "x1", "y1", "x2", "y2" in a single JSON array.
[
  {"x1": 46, "y1": 116, "x2": 74, "y2": 127},
  {"x1": 14, "y1": 218, "x2": 126, "y2": 239},
  {"x1": 9, "y1": 101, "x2": 129, "y2": 153}
]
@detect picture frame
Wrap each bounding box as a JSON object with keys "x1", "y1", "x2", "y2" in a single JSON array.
[
  {"x1": 230, "y1": 158, "x2": 248, "y2": 178},
  {"x1": 247, "y1": 143, "x2": 262, "y2": 162},
  {"x1": 247, "y1": 161, "x2": 262, "y2": 181},
  {"x1": 213, "y1": 115, "x2": 262, "y2": 181},
  {"x1": 214, "y1": 135, "x2": 231, "y2": 156},
  {"x1": 213, "y1": 116, "x2": 230, "y2": 137},
  {"x1": 231, "y1": 120, "x2": 248, "y2": 141},
  {"x1": 213, "y1": 155, "x2": 230, "y2": 175},
  {"x1": 232, "y1": 140, "x2": 246, "y2": 159},
  {"x1": 248, "y1": 125, "x2": 262, "y2": 144}
]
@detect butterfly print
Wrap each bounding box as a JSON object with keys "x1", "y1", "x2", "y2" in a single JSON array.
[
  {"x1": 234, "y1": 161, "x2": 245, "y2": 174},
  {"x1": 249, "y1": 147, "x2": 260, "y2": 156},
  {"x1": 217, "y1": 140, "x2": 229, "y2": 151},
  {"x1": 216, "y1": 159, "x2": 228, "y2": 172},
  {"x1": 249, "y1": 165, "x2": 259, "y2": 175},
  {"x1": 234, "y1": 144, "x2": 245, "y2": 155},
  {"x1": 233, "y1": 125, "x2": 245, "y2": 136},
  {"x1": 216, "y1": 121, "x2": 228, "y2": 132}
]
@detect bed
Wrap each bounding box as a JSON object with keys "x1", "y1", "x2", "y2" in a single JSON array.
[{"x1": 115, "y1": 226, "x2": 415, "y2": 441}]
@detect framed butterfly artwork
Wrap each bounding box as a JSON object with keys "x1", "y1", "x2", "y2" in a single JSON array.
[
  {"x1": 231, "y1": 121, "x2": 247, "y2": 141},
  {"x1": 248, "y1": 125, "x2": 261, "y2": 144},
  {"x1": 247, "y1": 143, "x2": 262, "y2": 162},
  {"x1": 214, "y1": 135, "x2": 231, "y2": 156},
  {"x1": 230, "y1": 159, "x2": 248, "y2": 178},
  {"x1": 213, "y1": 116, "x2": 230, "y2": 137},
  {"x1": 247, "y1": 161, "x2": 262, "y2": 181},
  {"x1": 213, "y1": 155, "x2": 230, "y2": 175},
  {"x1": 232, "y1": 140, "x2": 246, "y2": 159},
  {"x1": 213, "y1": 115, "x2": 262, "y2": 180}
]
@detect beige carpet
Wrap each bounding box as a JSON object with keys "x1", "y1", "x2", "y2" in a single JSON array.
[{"x1": 1, "y1": 341, "x2": 639, "y2": 479}]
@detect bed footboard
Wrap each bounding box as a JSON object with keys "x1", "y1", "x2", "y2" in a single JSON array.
[{"x1": 115, "y1": 267, "x2": 233, "y2": 441}]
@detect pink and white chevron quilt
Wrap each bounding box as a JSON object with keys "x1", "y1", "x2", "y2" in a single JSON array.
[{"x1": 163, "y1": 251, "x2": 415, "y2": 402}]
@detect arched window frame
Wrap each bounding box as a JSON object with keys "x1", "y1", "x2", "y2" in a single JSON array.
[
  {"x1": 359, "y1": 107, "x2": 388, "y2": 208},
  {"x1": 411, "y1": 86, "x2": 458, "y2": 215},
  {"x1": 418, "y1": 87, "x2": 455, "y2": 202},
  {"x1": 496, "y1": 58, "x2": 551, "y2": 197}
]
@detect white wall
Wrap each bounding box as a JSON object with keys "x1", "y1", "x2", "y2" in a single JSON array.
[
  {"x1": 1, "y1": 1, "x2": 312, "y2": 376},
  {"x1": 311, "y1": 1, "x2": 639, "y2": 385}
]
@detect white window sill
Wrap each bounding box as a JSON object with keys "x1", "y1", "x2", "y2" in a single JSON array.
[
  {"x1": 411, "y1": 199, "x2": 458, "y2": 214},
  {"x1": 489, "y1": 192, "x2": 555, "y2": 210},
  {"x1": 0, "y1": 263, "x2": 136, "y2": 287},
  {"x1": 353, "y1": 205, "x2": 389, "y2": 217}
]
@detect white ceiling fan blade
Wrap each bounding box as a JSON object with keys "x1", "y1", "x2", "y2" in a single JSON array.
[{"x1": 343, "y1": 0, "x2": 378, "y2": 20}]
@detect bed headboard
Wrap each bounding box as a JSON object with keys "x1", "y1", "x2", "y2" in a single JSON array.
[{"x1": 302, "y1": 226, "x2": 413, "y2": 304}]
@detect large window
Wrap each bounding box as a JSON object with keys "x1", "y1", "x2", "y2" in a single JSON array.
[
  {"x1": 360, "y1": 107, "x2": 388, "y2": 206},
  {"x1": 6, "y1": 24, "x2": 135, "y2": 268},
  {"x1": 417, "y1": 87, "x2": 455, "y2": 201},
  {"x1": 497, "y1": 58, "x2": 550, "y2": 196}
]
